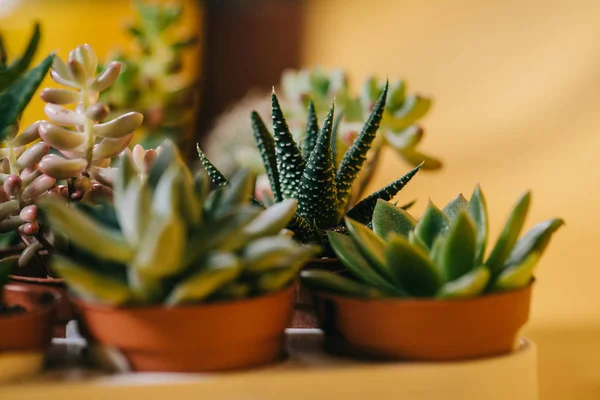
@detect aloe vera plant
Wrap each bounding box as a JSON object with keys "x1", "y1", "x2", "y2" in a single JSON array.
[
  {"x1": 203, "y1": 68, "x2": 439, "y2": 204},
  {"x1": 39, "y1": 140, "x2": 319, "y2": 306},
  {"x1": 302, "y1": 187, "x2": 564, "y2": 298},
  {"x1": 197, "y1": 83, "x2": 421, "y2": 250}
]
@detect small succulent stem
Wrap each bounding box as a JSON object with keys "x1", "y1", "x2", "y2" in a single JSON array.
[
  {"x1": 17, "y1": 232, "x2": 53, "y2": 278},
  {"x1": 35, "y1": 231, "x2": 54, "y2": 253},
  {"x1": 82, "y1": 88, "x2": 95, "y2": 168}
]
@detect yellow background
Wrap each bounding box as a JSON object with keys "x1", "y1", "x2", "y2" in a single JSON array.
[{"x1": 302, "y1": 0, "x2": 600, "y2": 397}]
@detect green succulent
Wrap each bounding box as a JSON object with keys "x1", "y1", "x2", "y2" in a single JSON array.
[
  {"x1": 0, "y1": 23, "x2": 41, "y2": 93},
  {"x1": 301, "y1": 186, "x2": 564, "y2": 299},
  {"x1": 39, "y1": 140, "x2": 319, "y2": 306},
  {"x1": 197, "y1": 83, "x2": 421, "y2": 251}
]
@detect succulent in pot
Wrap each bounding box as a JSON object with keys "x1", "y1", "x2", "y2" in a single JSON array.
[
  {"x1": 39, "y1": 140, "x2": 319, "y2": 372},
  {"x1": 301, "y1": 186, "x2": 564, "y2": 361}
]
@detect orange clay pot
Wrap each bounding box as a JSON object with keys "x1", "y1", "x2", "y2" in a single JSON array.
[
  {"x1": 7, "y1": 253, "x2": 74, "y2": 337},
  {"x1": 73, "y1": 284, "x2": 295, "y2": 372},
  {"x1": 0, "y1": 284, "x2": 60, "y2": 351},
  {"x1": 313, "y1": 283, "x2": 533, "y2": 361},
  {"x1": 291, "y1": 257, "x2": 344, "y2": 329}
]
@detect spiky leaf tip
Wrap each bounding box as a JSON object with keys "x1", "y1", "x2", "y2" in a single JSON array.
[
  {"x1": 250, "y1": 111, "x2": 281, "y2": 201},
  {"x1": 271, "y1": 91, "x2": 305, "y2": 198},
  {"x1": 196, "y1": 144, "x2": 228, "y2": 187},
  {"x1": 336, "y1": 80, "x2": 388, "y2": 209}
]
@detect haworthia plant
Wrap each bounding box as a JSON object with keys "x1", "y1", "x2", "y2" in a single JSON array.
[
  {"x1": 302, "y1": 187, "x2": 564, "y2": 299},
  {"x1": 197, "y1": 83, "x2": 421, "y2": 252},
  {"x1": 39, "y1": 140, "x2": 320, "y2": 306}
]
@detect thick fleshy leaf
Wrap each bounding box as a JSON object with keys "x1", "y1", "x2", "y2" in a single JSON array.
[
  {"x1": 0, "y1": 23, "x2": 40, "y2": 92},
  {"x1": 372, "y1": 199, "x2": 416, "y2": 240},
  {"x1": 437, "y1": 211, "x2": 477, "y2": 281},
  {"x1": 345, "y1": 217, "x2": 392, "y2": 281},
  {"x1": 494, "y1": 253, "x2": 540, "y2": 291},
  {"x1": 118, "y1": 179, "x2": 151, "y2": 247},
  {"x1": 505, "y1": 218, "x2": 565, "y2": 268},
  {"x1": 328, "y1": 231, "x2": 404, "y2": 295},
  {"x1": 196, "y1": 144, "x2": 228, "y2": 187},
  {"x1": 437, "y1": 265, "x2": 490, "y2": 298},
  {"x1": 217, "y1": 169, "x2": 254, "y2": 213},
  {"x1": 243, "y1": 236, "x2": 303, "y2": 272},
  {"x1": 388, "y1": 95, "x2": 431, "y2": 130},
  {"x1": 385, "y1": 233, "x2": 441, "y2": 297},
  {"x1": 38, "y1": 155, "x2": 87, "y2": 180},
  {"x1": 300, "y1": 269, "x2": 384, "y2": 298},
  {"x1": 302, "y1": 100, "x2": 319, "y2": 159},
  {"x1": 38, "y1": 122, "x2": 86, "y2": 150},
  {"x1": 414, "y1": 201, "x2": 449, "y2": 249},
  {"x1": 165, "y1": 253, "x2": 241, "y2": 305},
  {"x1": 442, "y1": 194, "x2": 468, "y2": 222},
  {"x1": 398, "y1": 148, "x2": 442, "y2": 170},
  {"x1": 94, "y1": 112, "x2": 143, "y2": 138},
  {"x1": 92, "y1": 134, "x2": 133, "y2": 160},
  {"x1": 468, "y1": 185, "x2": 488, "y2": 265},
  {"x1": 485, "y1": 192, "x2": 531, "y2": 276},
  {"x1": 250, "y1": 111, "x2": 281, "y2": 201},
  {"x1": 255, "y1": 267, "x2": 298, "y2": 293},
  {"x1": 242, "y1": 199, "x2": 297, "y2": 238}
]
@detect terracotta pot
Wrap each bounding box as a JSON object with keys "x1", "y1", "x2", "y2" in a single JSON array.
[
  {"x1": 73, "y1": 284, "x2": 295, "y2": 372},
  {"x1": 5, "y1": 253, "x2": 74, "y2": 337},
  {"x1": 313, "y1": 283, "x2": 533, "y2": 361},
  {"x1": 0, "y1": 284, "x2": 60, "y2": 351},
  {"x1": 290, "y1": 257, "x2": 344, "y2": 329}
]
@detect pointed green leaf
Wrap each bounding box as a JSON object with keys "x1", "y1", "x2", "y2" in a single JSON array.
[
  {"x1": 0, "y1": 23, "x2": 41, "y2": 92},
  {"x1": 255, "y1": 267, "x2": 298, "y2": 293},
  {"x1": 437, "y1": 265, "x2": 490, "y2": 299},
  {"x1": 385, "y1": 234, "x2": 441, "y2": 297},
  {"x1": 336, "y1": 81, "x2": 388, "y2": 209},
  {"x1": 243, "y1": 198, "x2": 298, "y2": 238},
  {"x1": 298, "y1": 104, "x2": 338, "y2": 228},
  {"x1": 331, "y1": 110, "x2": 343, "y2": 167},
  {"x1": 505, "y1": 218, "x2": 564, "y2": 268},
  {"x1": 251, "y1": 111, "x2": 281, "y2": 201},
  {"x1": 243, "y1": 236, "x2": 300, "y2": 272},
  {"x1": 0, "y1": 54, "x2": 53, "y2": 138},
  {"x1": 468, "y1": 185, "x2": 488, "y2": 265},
  {"x1": 328, "y1": 231, "x2": 404, "y2": 295},
  {"x1": 414, "y1": 201, "x2": 449, "y2": 249},
  {"x1": 346, "y1": 162, "x2": 421, "y2": 224},
  {"x1": 494, "y1": 253, "x2": 539, "y2": 291},
  {"x1": 345, "y1": 217, "x2": 392, "y2": 281},
  {"x1": 197, "y1": 144, "x2": 228, "y2": 187},
  {"x1": 485, "y1": 192, "x2": 531, "y2": 276},
  {"x1": 438, "y1": 211, "x2": 477, "y2": 281},
  {"x1": 300, "y1": 269, "x2": 384, "y2": 298},
  {"x1": 442, "y1": 194, "x2": 468, "y2": 222},
  {"x1": 372, "y1": 199, "x2": 416, "y2": 240},
  {"x1": 217, "y1": 169, "x2": 254, "y2": 212},
  {"x1": 302, "y1": 100, "x2": 319, "y2": 159},
  {"x1": 272, "y1": 91, "x2": 305, "y2": 198}
]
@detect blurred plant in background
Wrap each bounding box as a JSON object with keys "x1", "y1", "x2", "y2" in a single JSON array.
[
  {"x1": 203, "y1": 68, "x2": 440, "y2": 205},
  {"x1": 98, "y1": 0, "x2": 199, "y2": 149}
]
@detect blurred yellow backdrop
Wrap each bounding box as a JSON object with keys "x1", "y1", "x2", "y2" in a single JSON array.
[
  {"x1": 0, "y1": 0, "x2": 203, "y2": 129},
  {"x1": 303, "y1": 0, "x2": 600, "y2": 397}
]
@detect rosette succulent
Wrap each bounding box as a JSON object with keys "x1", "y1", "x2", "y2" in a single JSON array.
[
  {"x1": 198, "y1": 83, "x2": 421, "y2": 252},
  {"x1": 39, "y1": 141, "x2": 319, "y2": 305},
  {"x1": 302, "y1": 187, "x2": 564, "y2": 299},
  {"x1": 203, "y1": 68, "x2": 439, "y2": 204}
]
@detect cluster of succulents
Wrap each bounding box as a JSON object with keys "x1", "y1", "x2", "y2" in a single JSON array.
[
  {"x1": 40, "y1": 141, "x2": 320, "y2": 305},
  {"x1": 202, "y1": 68, "x2": 439, "y2": 204},
  {"x1": 198, "y1": 84, "x2": 422, "y2": 251},
  {"x1": 98, "y1": 0, "x2": 199, "y2": 149},
  {"x1": 302, "y1": 187, "x2": 564, "y2": 298}
]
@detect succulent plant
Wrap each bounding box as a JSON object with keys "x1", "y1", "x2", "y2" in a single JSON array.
[
  {"x1": 39, "y1": 140, "x2": 320, "y2": 306},
  {"x1": 197, "y1": 83, "x2": 421, "y2": 251},
  {"x1": 38, "y1": 44, "x2": 143, "y2": 191},
  {"x1": 0, "y1": 23, "x2": 41, "y2": 94},
  {"x1": 202, "y1": 68, "x2": 439, "y2": 204},
  {"x1": 301, "y1": 187, "x2": 564, "y2": 299},
  {"x1": 98, "y1": 0, "x2": 198, "y2": 149}
]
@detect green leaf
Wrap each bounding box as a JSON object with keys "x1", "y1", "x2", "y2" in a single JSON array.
[
  {"x1": 468, "y1": 185, "x2": 488, "y2": 265},
  {"x1": 0, "y1": 23, "x2": 41, "y2": 92},
  {"x1": 328, "y1": 231, "x2": 404, "y2": 295},
  {"x1": 300, "y1": 269, "x2": 384, "y2": 298},
  {"x1": 52, "y1": 256, "x2": 133, "y2": 306},
  {"x1": 40, "y1": 199, "x2": 133, "y2": 264},
  {"x1": 147, "y1": 140, "x2": 177, "y2": 189},
  {"x1": 442, "y1": 194, "x2": 468, "y2": 222},
  {"x1": 255, "y1": 267, "x2": 298, "y2": 293},
  {"x1": 437, "y1": 211, "x2": 477, "y2": 281},
  {"x1": 414, "y1": 201, "x2": 449, "y2": 249},
  {"x1": 398, "y1": 148, "x2": 442, "y2": 170},
  {"x1": 217, "y1": 169, "x2": 254, "y2": 213},
  {"x1": 272, "y1": 91, "x2": 305, "y2": 198},
  {"x1": 0, "y1": 54, "x2": 53, "y2": 139},
  {"x1": 196, "y1": 144, "x2": 229, "y2": 187},
  {"x1": 302, "y1": 100, "x2": 319, "y2": 159},
  {"x1": 385, "y1": 234, "x2": 441, "y2": 297},
  {"x1": 345, "y1": 217, "x2": 392, "y2": 281},
  {"x1": 485, "y1": 192, "x2": 531, "y2": 276},
  {"x1": 493, "y1": 253, "x2": 539, "y2": 291},
  {"x1": 346, "y1": 162, "x2": 421, "y2": 224},
  {"x1": 117, "y1": 179, "x2": 151, "y2": 247},
  {"x1": 336, "y1": 81, "x2": 388, "y2": 210},
  {"x1": 505, "y1": 218, "x2": 564, "y2": 268},
  {"x1": 251, "y1": 111, "x2": 281, "y2": 202},
  {"x1": 165, "y1": 253, "x2": 242, "y2": 305},
  {"x1": 243, "y1": 199, "x2": 298, "y2": 238},
  {"x1": 372, "y1": 199, "x2": 416, "y2": 240},
  {"x1": 437, "y1": 265, "x2": 490, "y2": 299},
  {"x1": 243, "y1": 236, "x2": 302, "y2": 273},
  {"x1": 384, "y1": 125, "x2": 422, "y2": 151},
  {"x1": 297, "y1": 104, "x2": 338, "y2": 228},
  {"x1": 331, "y1": 111, "x2": 343, "y2": 167},
  {"x1": 388, "y1": 95, "x2": 431, "y2": 130}
]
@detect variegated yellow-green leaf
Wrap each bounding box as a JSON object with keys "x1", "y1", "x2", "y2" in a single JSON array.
[
  {"x1": 242, "y1": 199, "x2": 297, "y2": 238},
  {"x1": 372, "y1": 199, "x2": 416, "y2": 240},
  {"x1": 504, "y1": 218, "x2": 565, "y2": 268},
  {"x1": 256, "y1": 267, "x2": 297, "y2": 293},
  {"x1": 300, "y1": 269, "x2": 384, "y2": 299},
  {"x1": 437, "y1": 265, "x2": 490, "y2": 299},
  {"x1": 117, "y1": 179, "x2": 151, "y2": 247},
  {"x1": 493, "y1": 253, "x2": 540, "y2": 291},
  {"x1": 243, "y1": 236, "x2": 302, "y2": 273}
]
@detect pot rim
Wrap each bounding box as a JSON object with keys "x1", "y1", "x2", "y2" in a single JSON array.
[
  {"x1": 72, "y1": 282, "x2": 296, "y2": 314},
  {"x1": 0, "y1": 283, "x2": 62, "y2": 321},
  {"x1": 314, "y1": 280, "x2": 534, "y2": 307},
  {"x1": 1, "y1": 252, "x2": 63, "y2": 284}
]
